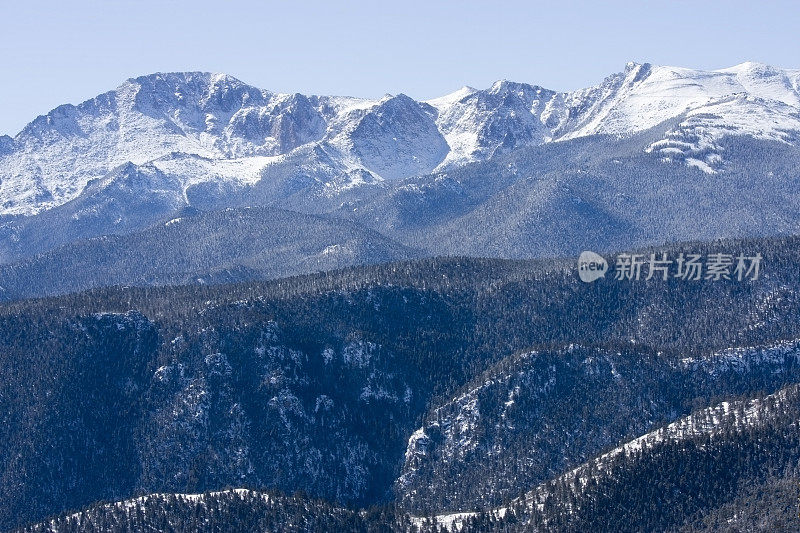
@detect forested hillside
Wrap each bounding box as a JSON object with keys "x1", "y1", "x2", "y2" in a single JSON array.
[{"x1": 2, "y1": 234, "x2": 799, "y2": 531}]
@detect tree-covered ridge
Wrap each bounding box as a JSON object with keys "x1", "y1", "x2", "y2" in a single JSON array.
[
  {"x1": 17, "y1": 386, "x2": 800, "y2": 532},
  {"x1": 1, "y1": 236, "x2": 799, "y2": 530},
  {"x1": 450, "y1": 383, "x2": 800, "y2": 532}
]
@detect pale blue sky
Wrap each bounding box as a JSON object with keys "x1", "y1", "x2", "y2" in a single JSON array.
[{"x1": 1, "y1": 0, "x2": 798, "y2": 136}]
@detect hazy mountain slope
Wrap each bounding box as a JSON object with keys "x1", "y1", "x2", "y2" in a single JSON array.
[
  {"x1": 0, "y1": 162, "x2": 184, "y2": 263},
  {"x1": 347, "y1": 132, "x2": 800, "y2": 258},
  {"x1": 5, "y1": 124, "x2": 800, "y2": 270},
  {"x1": 0, "y1": 144, "x2": 384, "y2": 263},
  {"x1": 0, "y1": 206, "x2": 418, "y2": 301}
]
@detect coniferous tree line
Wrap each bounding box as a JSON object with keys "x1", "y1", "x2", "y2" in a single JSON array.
[{"x1": 1, "y1": 236, "x2": 799, "y2": 531}]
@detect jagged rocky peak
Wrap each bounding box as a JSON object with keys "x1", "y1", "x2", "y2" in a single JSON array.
[
  {"x1": 368, "y1": 93, "x2": 438, "y2": 120},
  {"x1": 430, "y1": 78, "x2": 562, "y2": 164},
  {"x1": 226, "y1": 92, "x2": 327, "y2": 152},
  {"x1": 127, "y1": 71, "x2": 270, "y2": 116},
  {"x1": 487, "y1": 79, "x2": 554, "y2": 99},
  {"x1": 624, "y1": 60, "x2": 653, "y2": 79},
  {"x1": 348, "y1": 93, "x2": 450, "y2": 179}
]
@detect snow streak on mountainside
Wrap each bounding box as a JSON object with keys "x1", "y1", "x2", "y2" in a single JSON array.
[{"x1": 1, "y1": 62, "x2": 799, "y2": 216}]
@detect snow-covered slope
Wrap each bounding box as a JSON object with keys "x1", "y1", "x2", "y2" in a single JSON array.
[
  {"x1": 426, "y1": 81, "x2": 560, "y2": 165},
  {"x1": 0, "y1": 72, "x2": 371, "y2": 216},
  {"x1": 2, "y1": 62, "x2": 799, "y2": 216},
  {"x1": 427, "y1": 61, "x2": 800, "y2": 172},
  {"x1": 560, "y1": 62, "x2": 800, "y2": 137}
]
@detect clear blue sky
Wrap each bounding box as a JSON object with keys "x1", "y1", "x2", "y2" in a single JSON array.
[{"x1": 1, "y1": 0, "x2": 798, "y2": 136}]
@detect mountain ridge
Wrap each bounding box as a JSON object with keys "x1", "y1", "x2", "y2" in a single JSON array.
[
  {"x1": 2, "y1": 61, "x2": 799, "y2": 217},
  {"x1": 3, "y1": 243, "x2": 800, "y2": 531}
]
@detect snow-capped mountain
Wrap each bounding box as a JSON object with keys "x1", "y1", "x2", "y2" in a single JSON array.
[{"x1": 2, "y1": 62, "x2": 799, "y2": 217}]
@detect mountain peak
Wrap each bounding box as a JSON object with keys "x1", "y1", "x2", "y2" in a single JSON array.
[
  {"x1": 719, "y1": 60, "x2": 777, "y2": 73},
  {"x1": 486, "y1": 80, "x2": 552, "y2": 102},
  {"x1": 379, "y1": 93, "x2": 417, "y2": 106},
  {"x1": 0, "y1": 135, "x2": 12, "y2": 154},
  {"x1": 126, "y1": 71, "x2": 240, "y2": 86},
  {"x1": 122, "y1": 71, "x2": 270, "y2": 104},
  {"x1": 489, "y1": 79, "x2": 536, "y2": 93},
  {"x1": 624, "y1": 60, "x2": 652, "y2": 70},
  {"x1": 424, "y1": 86, "x2": 477, "y2": 108}
]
